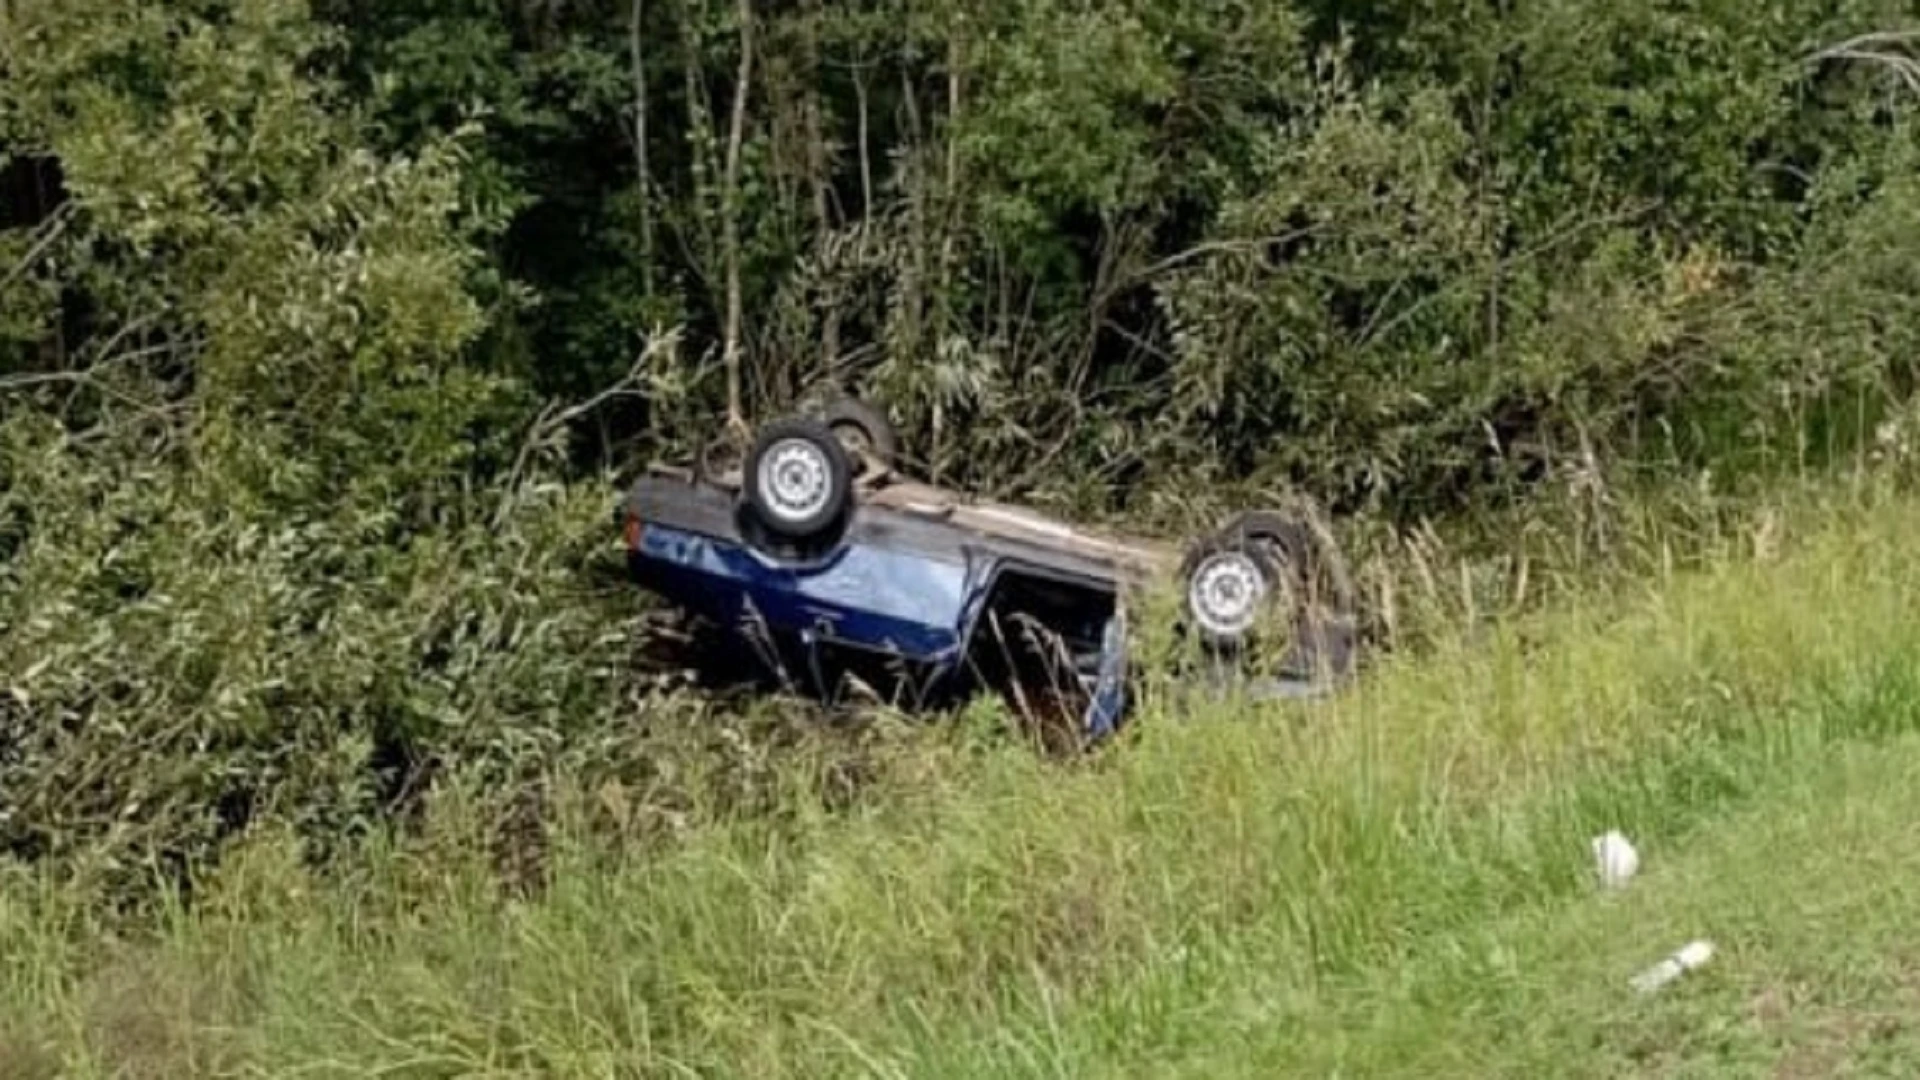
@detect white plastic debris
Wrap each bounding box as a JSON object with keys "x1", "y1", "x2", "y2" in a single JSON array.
[
  {"x1": 1630, "y1": 940, "x2": 1715, "y2": 995},
  {"x1": 1591, "y1": 830, "x2": 1640, "y2": 889}
]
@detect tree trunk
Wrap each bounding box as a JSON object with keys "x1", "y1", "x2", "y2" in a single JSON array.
[
  {"x1": 938, "y1": 22, "x2": 964, "y2": 322},
  {"x1": 800, "y1": 0, "x2": 839, "y2": 383},
  {"x1": 677, "y1": 0, "x2": 717, "y2": 270},
  {"x1": 854, "y1": 60, "x2": 874, "y2": 221},
  {"x1": 629, "y1": 0, "x2": 656, "y2": 295},
  {"x1": 899, "y1": 63, "x2": 936, "y2": 480},
  {"x1": 721, "y1": 0, "x2": 755, "y2": 436}
]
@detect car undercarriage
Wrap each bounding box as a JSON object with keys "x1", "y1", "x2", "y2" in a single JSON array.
[{"x1": 621, "y1": 397, "x2": 1360, "y2": 743}]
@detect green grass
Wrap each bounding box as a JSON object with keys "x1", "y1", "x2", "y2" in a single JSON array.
[
  {"x1": 928, "y1": 728, "x2": 1920, "y2": 1079},
  {"x1": 12, "y1": 490, "x2": 1920, "y2": 1077}
]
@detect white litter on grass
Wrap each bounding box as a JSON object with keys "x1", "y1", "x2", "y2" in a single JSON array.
[
  {"x1": 1592, "y1": 830, "x2": 1640, "y2": 889},
  {"x1": 1631, "y1": 940, "x2": 1716, "y2": 994}
]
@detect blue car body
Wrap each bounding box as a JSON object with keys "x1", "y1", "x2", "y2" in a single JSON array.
[{"x1": 622, "y1": 466, "x2": 1139, "y2": 739}]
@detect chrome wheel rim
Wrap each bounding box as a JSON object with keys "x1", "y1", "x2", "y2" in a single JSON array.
[
  {"x1": 1188, "y1": 550, "x2": 1268, "y2": 639},
  {"x1": 757, "y1": 438, "x2": 833, "y2": 523}
]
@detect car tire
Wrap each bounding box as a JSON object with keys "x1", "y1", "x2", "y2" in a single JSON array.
[
  {"x1": 1184, "y1": 507, "x2": 1359, "y2": 677},
  {"x1": 1180, "y1": 530, "x2": 1288, "y2": 654},
  {"x1": 820, "y1": 395, "x2": 900, "y2": 475},
  {"x1": 1216, "y1": 508, "x2": 1356, "y2": 618},
  {"x1": 744, "y1": 417, "x2": 854, "y2": 540}
]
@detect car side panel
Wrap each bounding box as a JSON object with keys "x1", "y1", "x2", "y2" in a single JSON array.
[
  {"x1": 632, "y1": 521, "x2": 971, "y2": 663},
  {"x1": 624, "y1": 474, "x2": 1143, "y2": 737}
]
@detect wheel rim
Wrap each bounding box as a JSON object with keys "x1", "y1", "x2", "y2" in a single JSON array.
[
  {"x1": 1188, "y1": 550, "x2": 1268, "y2": 639},
  {"x1": 757, "y1": 437, "x2": 834, "y2": 523}
]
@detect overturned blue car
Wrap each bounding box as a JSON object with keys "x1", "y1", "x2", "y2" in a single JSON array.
[{"x1": 620, "y1": 400, "x2": 1358, "y2": 744}]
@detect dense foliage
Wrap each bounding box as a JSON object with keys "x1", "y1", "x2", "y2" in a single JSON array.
[{"x1": 4, "y1": 0, "x2": 1920, "y2": 891}]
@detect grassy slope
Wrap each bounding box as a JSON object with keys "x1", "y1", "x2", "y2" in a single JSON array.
[
  {"x1": 9, "y1": 491, "x2": 1920, "y2": 1077},
  {"x1": 915, "y1": 724, "x2": 1920, "y2": 1079}
]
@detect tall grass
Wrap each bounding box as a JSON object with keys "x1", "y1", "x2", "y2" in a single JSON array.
[{"x1": 7, "y1": 479, "x2": 1920, "y2": 1077}]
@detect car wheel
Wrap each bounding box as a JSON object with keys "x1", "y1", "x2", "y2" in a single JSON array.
[
  {"x1": 1180, "y1": 534, "x2": 1286, "y2": 653},
  {"x1": 1215, "y1": 508, "x2": 1356, "y2": 620},
  {"x1": 744, "y1": 416, "x2": 854, "y2": 540},
  {"x1": 820, "y1": 395, "x2": 900, "y2": 476},
  {"x1": 1187, "y1": 507, "x2": 1359, "y2": 682}
]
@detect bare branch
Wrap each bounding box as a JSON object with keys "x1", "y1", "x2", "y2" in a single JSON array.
[
  {"x1": 1104, "y1": 224, "x2": 1334, "y2": 301},
  {"x1": 76, "y1": 311, "x2": 167, "y2": 368},
  {"x1": 1, "y1": 202, "x2": 75, "y2": 294},
  {"x1": 495, "y1": 328, "x2": 683, "y2": 526},
  {"x1": 1805, "y1": 30, "x2": 1920, "y2": 94},
  {"x1": 1807, "y1": 30, "x2": 1920, "y2": 58},
  {"x1": 0, "y1": 370, "x2": 87, "y2": 392},
  {"x1": 0, "y1": 369, "x2": 166, "y2": 415},
  {"x1": 0, "y1": 311, "x2": 189, "y2": 401}
]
